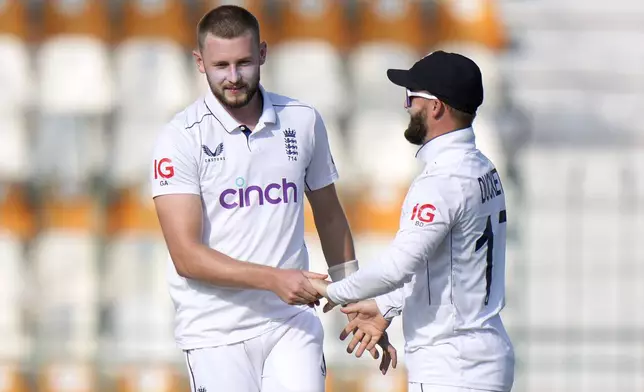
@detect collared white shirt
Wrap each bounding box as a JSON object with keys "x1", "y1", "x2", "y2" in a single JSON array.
[
  {"x1": 327, "y1": 128, "x2": 515, "y2": 391},
  {"x1": 151, "y1": 86, "x2": 338, "y2": 349}
]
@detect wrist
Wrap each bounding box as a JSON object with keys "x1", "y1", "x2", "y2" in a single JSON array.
[
  {"x1": 261, "y1": 268, "x2": 281, "y2": 292},
  {"x1": 328, "y1": 259, "x2": 359, "y2": 281}
]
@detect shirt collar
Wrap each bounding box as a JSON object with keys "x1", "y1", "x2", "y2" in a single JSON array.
[
  {"x1": 415, "y1": 127, "x2": 476, "y2": 164},
  {"x1": 204, "y1": 84, "x2": 277, "y2": 133}
]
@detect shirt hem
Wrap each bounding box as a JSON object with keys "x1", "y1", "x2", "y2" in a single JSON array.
[
  {"x1": 152, "y1": 187, "x2": 201, "y2": 198},
  {"x1": 175, "y1": 308, "x2": 309, "y2": 351},
  {"x1": 305, "y1": 173, "x2": 338, "y2": 192}
]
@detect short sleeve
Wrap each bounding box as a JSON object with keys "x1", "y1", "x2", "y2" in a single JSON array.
[
  {"x1": 150, "y1": 124, "x2": 201, "y2": 198},
  {"x1": 304, "y1": 109, "x2": 339, "y2": 191}
]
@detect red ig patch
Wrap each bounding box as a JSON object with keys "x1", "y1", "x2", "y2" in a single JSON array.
[
  {"x1": 411, "y1": 203, "x2": 436, "y2": 223},
  {"x1": 154, "y1": 158, "x2": 174, "y2": 179}
]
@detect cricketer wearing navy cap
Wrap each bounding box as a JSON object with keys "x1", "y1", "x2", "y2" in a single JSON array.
[{"x1": 309, "y1": 50, "x2": 515, "y2": 392}]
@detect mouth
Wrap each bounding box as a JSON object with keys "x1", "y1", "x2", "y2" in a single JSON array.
[{"x1": 225, "y1": 86, "x2": 246, "y2": 95}]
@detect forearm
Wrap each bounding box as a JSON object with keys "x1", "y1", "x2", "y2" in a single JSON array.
[
  {"x1": 174, "y1": 243, "x2": 277, "y2": 291},
  {"x1": 327, "y1": 250, "x2": 408, "y2": 304},
  {"x1": 327, "y1": 230, "x2": 429, "y2": 304},
  {"x1": 314, "y1": 208, "x2": 356, "y2": 267}
]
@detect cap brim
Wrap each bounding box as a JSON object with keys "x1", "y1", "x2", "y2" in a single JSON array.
[{"x1": 387, "y1": 69, "x2": 419, "y2": 90}]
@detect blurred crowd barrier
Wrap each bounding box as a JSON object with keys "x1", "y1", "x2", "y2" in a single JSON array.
[{"x1": 0, "y1": 0, "x2": 643, "y2": 391}]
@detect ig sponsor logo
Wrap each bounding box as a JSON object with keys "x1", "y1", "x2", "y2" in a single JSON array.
[
  {"x1": 154, "y1": 158, "x2": 174, "y2": 186},
  {"x1": 410, "y1": 203, "x2": 436, "y2": 226},
  {"x1": 219, "y1": 177, "x2": 298, "y2": 209}
]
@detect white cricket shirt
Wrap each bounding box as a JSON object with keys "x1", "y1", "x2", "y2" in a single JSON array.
[
  {"x1": 151, "y1": 86, "x2": 338, "y2": 350},
  {"x1": 327, "y1": 128, "x2": 515, "y2": 391}
]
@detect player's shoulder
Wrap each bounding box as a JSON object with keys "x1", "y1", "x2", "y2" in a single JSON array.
[
  {"x1": 266, "y1": 91, "x2": 315, "y2": 111},
  {"x1": 413, "y1": 150, "x2": 494, "y2": 203},
  {"x1": 161, "y1": 97, "x2": 214, "y2": 137},
  {"x1": 265, "y1": 91, "x2": 321, "y2": 127}
]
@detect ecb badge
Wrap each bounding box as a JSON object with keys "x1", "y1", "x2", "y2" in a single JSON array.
[{"x1": 283, "y1": 128, "x2": 298, "y2": 161}]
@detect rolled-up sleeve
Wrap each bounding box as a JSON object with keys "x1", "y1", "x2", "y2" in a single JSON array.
[{"x1": 327, "y1": 176, "x2": 462, "y2": 305}]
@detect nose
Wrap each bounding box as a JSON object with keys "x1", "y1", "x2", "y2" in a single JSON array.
[{"x1": 229, "y1": 65, "x2": 241, "y2": 83}]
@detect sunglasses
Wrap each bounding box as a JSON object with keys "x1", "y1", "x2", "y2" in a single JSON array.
[{"x1": 405, "y1": 89, "x2": 438, "y2": 108}]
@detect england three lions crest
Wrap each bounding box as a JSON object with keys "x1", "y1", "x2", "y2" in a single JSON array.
[{"x1": 283, "y1": 128, "x2": 298, "y2": 161}]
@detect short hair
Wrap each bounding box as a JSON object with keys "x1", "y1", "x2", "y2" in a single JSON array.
[{"x1": 197, "y1": 5, "x2": 260, "y2": 50}]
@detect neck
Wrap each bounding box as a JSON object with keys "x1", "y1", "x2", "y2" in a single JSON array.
[
  {"x1": 226, "y1": 91, "x2": 263, "y2": 130},
  {"x1": 424, "y1": 119, "x2": 468, "y2": 144}
]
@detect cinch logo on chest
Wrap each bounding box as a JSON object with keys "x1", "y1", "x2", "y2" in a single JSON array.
[{"x1": 219, "y1": 177, "x2": 298, "y2": 209}]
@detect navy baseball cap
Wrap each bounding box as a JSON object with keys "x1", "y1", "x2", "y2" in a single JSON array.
[{"x1": 387, "y1": 50, "x2": 484, "y2": 115}]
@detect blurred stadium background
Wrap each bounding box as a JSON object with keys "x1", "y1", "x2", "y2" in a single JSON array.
[{"x1": 1, "y1": 0, "x2": 643, "y2": 391}]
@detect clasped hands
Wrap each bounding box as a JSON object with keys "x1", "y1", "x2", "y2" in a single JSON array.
[{"x1": 308, "y1": 277, "x2": 398, "y2": 375}]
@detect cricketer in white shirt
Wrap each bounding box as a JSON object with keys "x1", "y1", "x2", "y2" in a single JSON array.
[
  {"x1": 326, "y1": 127, "x2": 515, "y2": 391},
  {"x1": 151, "y1": 84, "x2": 358, "y2": 391}
]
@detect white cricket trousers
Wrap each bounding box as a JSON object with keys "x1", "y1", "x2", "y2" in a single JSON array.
[
  {"x1": 184, "y1": 308, "x2": 326, "y2": 392},
  {"x1": 408, "y1": 384, "x2": 503, "y2": 392}
]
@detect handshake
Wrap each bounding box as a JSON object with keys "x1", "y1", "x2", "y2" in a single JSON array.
[{"x1": 269, "y1": 269, "x2": 397, "y2": 374}]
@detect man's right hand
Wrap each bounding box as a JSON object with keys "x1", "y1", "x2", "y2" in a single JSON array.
[
  {"x1": 339, "y1": 299, "x2": 392, "y2": 358},
  {"x1": 270, "y1": 269, "x2": 328, "y2": 305}
]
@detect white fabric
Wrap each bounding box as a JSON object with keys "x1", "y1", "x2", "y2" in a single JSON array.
[
  {"x1": 184, "y1": 308, "x2": 325, "y2": 392},
  {"x1": 151, "y1": 86, "x2": 338, "y2": 349},
  {"x1": 327, "y1": 128, "x2": 514, "y2": 391}
]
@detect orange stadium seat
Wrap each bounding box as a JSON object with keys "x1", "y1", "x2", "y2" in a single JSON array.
[
  {"x1": 120, "y1": 0, "x2": 192, "y2": 48},
  {"x1": 36, "y1": 0, "x2": 112, "y2": 192},
  {"x1": 107, "y1": 187, "x2": 162, "y2": 236},
  {"x1": 32, "y1": 195, "x2": 101, "y2": 380},
  {"x1": 0, "y1": 237, "x2": 30, "y2": 392},
  {"x1": 0, "y1": 0, "x2": 27, "y2": 39},
  {"x1": 115, "y1": 364, "x2": 185, "y2": 392},
  {"x1": 0, "y1": 0, "x2": 31, "y2": 108},
  {"x1": 0, "y1": 364, "x2": 29, "y2": 392},
  {"x1": 348, "y1": 0, "x2": 425, "y2": 111},
  {"x1": 114, "y1": 0, "x2": 194, "y2": 189},
  {"x1": 346, "y1": 109, "x2": 422, "y2": 235},
  {"x1": 0, "y1": 187, "x2": 32, "y2": 392},
  {"x1": 356, "y1": 366, "x2": 408, "y2": 392},
  {"x1": 38, "y1": 362, "x2": 96, "y2": 392},
  {"x1": 275, "y1": 0, "x2": 347, "y2": 49},
  {"x1": 116, "y1": 0, "x2": 193, "y2": 113},
  {"x1": 433, "y1": 0, "x2": 507, "y2": 51},
  {"x1": 40, "y1": 0, "x2": 109, "y2": 41},
  {"x1": 0, "y1": 0, "x2": 32, "y2": 184},
  {"x1": 38, "y1": 0, "x2": 113, "y2": 113},
  {"x1": 354, "y1": 0, "x2": 427, "y2": 51},
  {"x1": 0, "y1": 186, "x2": 35, "y2": 241},
  {"x1": 270, "y1": 0, "x2": 349, "y2": 121},
  {"x1": 104, "y1": 187, "x2": 176, "y2": 368}
]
